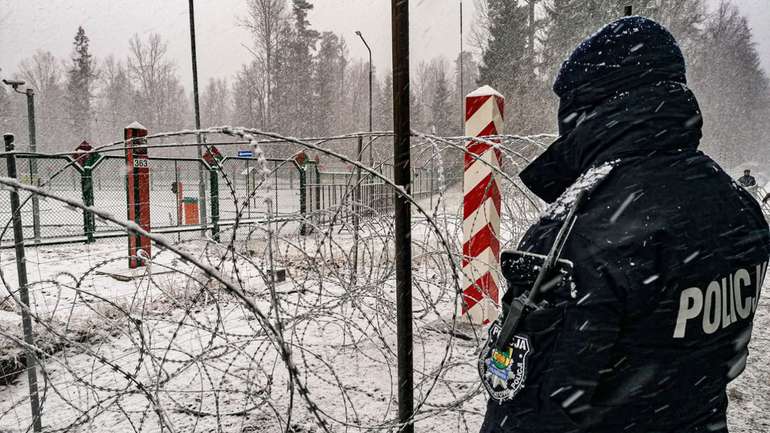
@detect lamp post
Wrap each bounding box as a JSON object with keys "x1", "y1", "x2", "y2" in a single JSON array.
[
  {"x1": 3, "y1": 79, "x2": 40, "y2": 243},
  {"x1": 188, "y1": 0, "x2": 208, "y2": 234},
  {"x1": 459, "y1": 0, "x2": 464, "y2": 131},
  {"x1": 355, "y1": 30, "x2": 373, "y2": 166}
]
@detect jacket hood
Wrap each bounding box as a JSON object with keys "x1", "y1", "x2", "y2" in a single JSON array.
[{"x1": 521, "y1": 16, "x2": 703, "y2": 203}]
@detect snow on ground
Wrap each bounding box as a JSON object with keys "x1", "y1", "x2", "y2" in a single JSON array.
[
  {"x1": 0, "y1": 229, "x2": 489, "y2": 432},
  {"x1": 727, "y1": 292, "x2": 770, "y2": 433},
  {"x1": 0, "y1": 192, "x2": 767, "y2": 433}
]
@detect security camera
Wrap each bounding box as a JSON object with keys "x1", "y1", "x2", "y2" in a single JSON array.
[{"x1": 2, "y1": 79, "x2": 25, "y2": 89}]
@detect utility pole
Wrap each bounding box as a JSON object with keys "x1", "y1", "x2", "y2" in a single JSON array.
[
  {"x1": 3, "y1": 79, "x2": 41, "y2": 243},
  {"x1": 460, "y1": 0, "x2": 464, "y2": 131},
  {"x1": 391, "y1": 0, "x2": 414, "y2": 431},
  {"x1": 188, "y1": 0, "x2": 208, "y2": 234},
  {"x1": 355, "y1": 30, "x2": 374, "y2": 165}
]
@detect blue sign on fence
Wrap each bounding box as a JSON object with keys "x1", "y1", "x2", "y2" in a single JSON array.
[{"x1": 238, "y1": 150, "x2": 254, "y2": 158}]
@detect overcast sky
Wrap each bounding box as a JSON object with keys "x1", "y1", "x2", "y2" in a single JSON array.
[{"x1": 0, "y1": 0, "x2": 768, "y2": 89}]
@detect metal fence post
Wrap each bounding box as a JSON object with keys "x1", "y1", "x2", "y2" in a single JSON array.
[
  {"x1": 209, "y1": 166, "x2": 220, "y2": 241},
  {"x1": 430, "y1": 157, "x2": 435, "y2": 210},
  {"x1": 25, "y1": 91, "x2": 41, "y2": 244},
  {"x1": 174, "y1": 160, "x2": 181, "y2": 226},
  {"x1": 298, "y1": 160, "x2": 308, "y2": 235},
  {"x1": 274, "y1": 161, "x2": 279, "y2": 217},
  {"x1": 294, "y1": 153, "x2": 308, "y2": 236},
  {"x1": 314, "y1": 163, "x2": 321, "y2": 225},
  {"x1": 4, "y1": 134, "x2": 43, "y2": 432},
  {"x1": 245, "y1": 159, "x2": 252, "y2": 218},
  {"x1": 351, "y1": 136, "x2": 364, "y2": 284},
  {"x1": 82, "y1": 165, "x2": 95, "y2": 243}
]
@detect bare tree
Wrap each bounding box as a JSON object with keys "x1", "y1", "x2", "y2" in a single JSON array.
[
  {"x1": 95, "y1": 55, "x2": 134, "y2": 142},
  {"x1": 232, "y1": 61, "x2": 268, "y2": 129},
  {"x1": 18, "y1": 50, "x2": 63, "y2": 97},
  {"x1": 240, "y1": 0, "x2": 288, "y2": 128},
  {"x1": 17, "y1": 50, "x2": 67, "y2": 150},
  {"x1": 414, "y1": 57, "x2": 452, "y2": 133},
  {"x1": 469, "y1": 0, "x2": 492, "y2": 54},
  {"x1": 127, "y1": 33, "x2": 189, "y2": 134},
  {"x1": 201, "y1": 77, "x2": 231, "y2": 127}
]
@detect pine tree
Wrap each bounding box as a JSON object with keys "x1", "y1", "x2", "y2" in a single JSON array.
[
  {"x1": 478, "y1": 0, "x2": 546, "y2": 133},
  {"x1": 430, "y1": 68, "x2": 453, "y2": 136},
  {"x1": 343, "y1": 60, "x2": 372, "y2": 133},
  {"x1": 689, "y1": 1, "x2": 770, "y2": 168},
  {"x1": 454, "y1": 51, "x2": 479, "y2": 133},
  {"x1": 455, "y1": 51, "x2": 479, "y2": 100},
  {"x1": 270, "y1": 24, "x2": 294, "y2": 133},
  {"x1": 542, "y1": 0, "x2": 705, "y2": 84},
  {"x1": 288, "y1": 0, "x2": 319, "y2": 136},
  {"x1": 313, "y1": 32, "x2": 346, "y2": 136},
  {"x1": 66, "y1": 26, "x2": 95, "y2": 143},
  {"x1": 410, "y1": 88, "x2": 425, "y2": 134},
  {"x1": 377, "y1": 72, "x2": 393, "y2": 132}
]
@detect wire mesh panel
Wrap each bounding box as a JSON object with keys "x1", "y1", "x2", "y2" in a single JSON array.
[
  {"x1": 0, "y1": 155, "x2": 83, "y2": 245},
  {"x1": 90, "y1": 156, "x2": 128, "y2": 236},
  {"x1": 90, "y1": 156, "x2": 207, "y2": 242},
  {"x1": 304, "y1": 161, "x2": 321, "y2": 229},
  {"x1": 147, "y1": 158, "x2": 185, "y2": 230},
  {"x1": 216, "y1": 157, "x2": 300, "y2": 225}
]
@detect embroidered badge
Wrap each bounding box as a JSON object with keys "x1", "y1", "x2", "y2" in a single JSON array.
[{"x1": 478, "y1": 321, "x2": 532, "y2": 402}]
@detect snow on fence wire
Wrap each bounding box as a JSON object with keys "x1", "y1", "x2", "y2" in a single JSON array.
[{"x1": 0, "y1": 126, "x2": 553, "y2": 432}]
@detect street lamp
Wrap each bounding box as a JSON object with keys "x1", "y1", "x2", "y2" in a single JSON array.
[
  {"x1": 3, "y1": 79, "x2": 40, "y2": 243},
  {"x1": 355, "y1": 30, "x2": 373, "y2": 165},
  {"x1": 188, "y1": 0, "x2": 208, "y2": 234}
]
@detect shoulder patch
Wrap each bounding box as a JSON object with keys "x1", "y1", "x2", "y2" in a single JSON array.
[{"x1": 478, "y1": 322, "x2": 532, "y2": 402}]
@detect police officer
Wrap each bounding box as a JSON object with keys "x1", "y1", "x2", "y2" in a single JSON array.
[{"x1": 480, "y1": 16, "x2": 770, "y2": 433}]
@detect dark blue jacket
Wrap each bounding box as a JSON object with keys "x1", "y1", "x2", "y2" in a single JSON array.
[{"x1": 481, "y1": 16, "x2": 770, "y2": 433}]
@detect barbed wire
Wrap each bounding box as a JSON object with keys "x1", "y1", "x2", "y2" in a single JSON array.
[{"x1": 0, "y1": 128, "x2": 549, "y2": 432}]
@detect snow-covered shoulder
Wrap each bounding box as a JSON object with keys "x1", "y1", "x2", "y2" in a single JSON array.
[{"x1": 542, "y1": 160, "x2": 619, "y2": 220}]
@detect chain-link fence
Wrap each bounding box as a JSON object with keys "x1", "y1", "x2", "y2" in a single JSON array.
[{"x1": 0, "y1": 133, "x2": 469, "y2": 248}]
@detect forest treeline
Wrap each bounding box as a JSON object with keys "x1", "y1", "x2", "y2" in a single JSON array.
[{"x1": 0, "y1": 0, "x2": 766, "y2": 168}]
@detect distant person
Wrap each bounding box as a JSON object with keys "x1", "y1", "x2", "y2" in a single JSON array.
[
  {"x1": 738, "y1": 169, "x2": 757, "y2": 188},
  {"x1": 479, "y1": 16, "x2": 770, "y2": 433}
]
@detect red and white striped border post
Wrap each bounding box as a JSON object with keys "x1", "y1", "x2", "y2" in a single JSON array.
[{"x1": 461, "y1": 85, "x2": 504, "y2": 324}]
